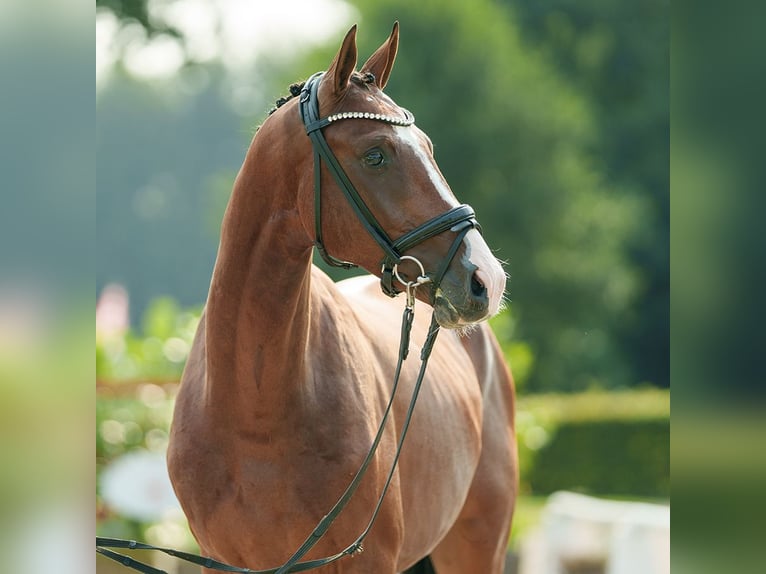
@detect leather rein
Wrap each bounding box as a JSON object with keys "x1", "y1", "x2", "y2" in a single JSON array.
[{"x1": 96, "y1": 72, "x2": 483, "y2": 574}]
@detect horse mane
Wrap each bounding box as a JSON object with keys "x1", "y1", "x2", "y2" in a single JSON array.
[
  {"x1": 268, "y1": 82, "x2": 306, "y2": 116},
  {"x1": 267, "y1": 72, "x2": 377, "y2": 116}
]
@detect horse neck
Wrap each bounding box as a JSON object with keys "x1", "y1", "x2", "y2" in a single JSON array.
[{"x1": 204, "y1": 119, "x2": 314, "y2": 426}]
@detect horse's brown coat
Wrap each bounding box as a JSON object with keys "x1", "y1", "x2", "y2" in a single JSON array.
[{"x1": 167, "y1": 24, "x2": 517, "y2": 573}]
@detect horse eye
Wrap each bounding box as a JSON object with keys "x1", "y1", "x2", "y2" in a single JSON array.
[{"x1": 363, "y1": 149, "x2": 385, "y2": 167}]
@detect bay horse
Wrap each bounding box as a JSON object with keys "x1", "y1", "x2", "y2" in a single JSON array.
[{"x1": 167, "y1": 23, "x2": 517, "y2": 574}]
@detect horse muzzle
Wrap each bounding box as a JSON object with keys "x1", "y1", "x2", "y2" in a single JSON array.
[{"x1": 430, "y1": 229, "x2": 506, "y2": 328}]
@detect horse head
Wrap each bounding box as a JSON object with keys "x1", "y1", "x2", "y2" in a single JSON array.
[{"x1": 273, "y1": 24, "x2": 507, "y2": 329}]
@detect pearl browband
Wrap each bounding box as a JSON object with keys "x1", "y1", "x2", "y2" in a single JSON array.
[
  {"x1": 324, "y1": 109, "x2": 415, "y2": 126},
  {"x1": 303, "y1": 104, "x2": 415, "y2": 135}
]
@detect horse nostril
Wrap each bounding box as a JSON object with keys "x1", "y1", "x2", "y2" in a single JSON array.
[{"x1": 470, "y1": 272, "x2": 487, "y2": 299}]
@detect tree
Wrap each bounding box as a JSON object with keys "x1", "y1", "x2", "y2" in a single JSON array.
[
  {"x1": 508, "y1": 0, "x2": 669, "y2": 387},
  {"x1": 97, "y1": 0, "x2": 178, "y2": 37}
]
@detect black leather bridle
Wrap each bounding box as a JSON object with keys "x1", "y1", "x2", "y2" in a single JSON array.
[{"x1": 299, "y1": 72, "x2": 480, "y2": 297}]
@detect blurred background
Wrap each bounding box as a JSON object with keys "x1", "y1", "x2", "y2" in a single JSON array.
[{"x1": 95, "y1": 0, "x2": 669, "y2": 572}]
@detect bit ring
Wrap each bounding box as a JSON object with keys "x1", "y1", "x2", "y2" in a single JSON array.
[{"x1": 392, "y1": 255, "x2": 430, "y2": 287}]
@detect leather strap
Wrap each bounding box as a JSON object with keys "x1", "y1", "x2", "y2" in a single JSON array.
[
  {"x1": 300, "y1": 73, "x2": 398, "y2": 268},
  {"x1": 380, "y1": 205, "x2": 479, "y2": 297}
]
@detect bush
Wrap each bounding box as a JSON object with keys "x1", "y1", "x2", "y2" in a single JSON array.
[
  {"x1": 96, "y1": 297, "x2": 200, "y2": 548},
  {"x1": 97, "y1": 297, "x2": 200, "y2": 382},
  {"x1": 516, "y1": 389, "x2": 669, "y2": 497}
]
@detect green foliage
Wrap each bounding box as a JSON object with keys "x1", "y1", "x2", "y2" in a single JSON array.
[
  {"x1": 97, "y1": 296, "x2": 200, "y2": 381},
  {"x1": 96, "y1": 388, "x2": 190, "y2": 544},
  {"x1": 97, "y1": 299, "x2": 200, "y2": 547},
  {"x1": 96, "y1": 0, "x2": 181, "y2": 38},
  {"x1": 516, "y1": 389, "x2": 669, "y2": 496},
  {"x1": 97, "y1": 67, "x2": 245, "y2": 323},
  {"x1": 96, "y1": 393, "x2": 175, "y2": 463},
  {"x1": 509, "y1": 0, "x2": 670, "y2": 388},
  {"x1": 528, "y1": 418, "x2": 669, "y2": 496}
]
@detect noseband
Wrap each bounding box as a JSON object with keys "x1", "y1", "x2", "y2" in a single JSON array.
[{"x1": 299, "y1": 72, "x2": 480, "y2": 297}]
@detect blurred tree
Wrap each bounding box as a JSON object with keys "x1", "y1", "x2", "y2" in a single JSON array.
[
  {"x1": 507, "y1": 0, "x2": 669, "y2": 387},
  {"x1": 97, "y1": 0, "x2": 180, "y2": 37},
  {"x1": 97, "y1": 66, "x2": 248, "y2": 320}
]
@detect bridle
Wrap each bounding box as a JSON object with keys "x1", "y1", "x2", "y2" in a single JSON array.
[
  {"x1": 96, "y1": 72, "x2": 486, "y2": 574},
  {"x1": 299, "y1": 71, "x2": 481, "y2": 298}
]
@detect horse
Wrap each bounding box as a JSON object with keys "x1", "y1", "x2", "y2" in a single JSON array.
[{"x1": 167, "y1": 23, "x2": 517, "y2": 574}]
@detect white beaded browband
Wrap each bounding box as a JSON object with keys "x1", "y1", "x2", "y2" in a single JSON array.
[
  {"x1": 304, "y1": 107, "x2": 415, "y2": 134},
  {"x1": 324, "y1": 110, "x2": 415, "y2": 127}
]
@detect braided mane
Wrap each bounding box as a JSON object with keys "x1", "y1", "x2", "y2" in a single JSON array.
[
  {"x1": 268, "y1": 82, "x2": 305, "y2": 116},
  {"x1": 267, "y1": 72, "x2": 376, "y2": 116}
]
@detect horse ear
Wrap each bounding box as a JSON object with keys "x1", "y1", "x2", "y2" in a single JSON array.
[
  {"x1": 361, "y1": 21, "x2": 399, "y2": 90},
  {"x1": 326, "y1": 24, "x2": 358, "y2": 96}
]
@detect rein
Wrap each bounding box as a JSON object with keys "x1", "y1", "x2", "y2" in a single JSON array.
[{"x1": 97, "y1": 71, "x2": 483, "y2": 574}]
